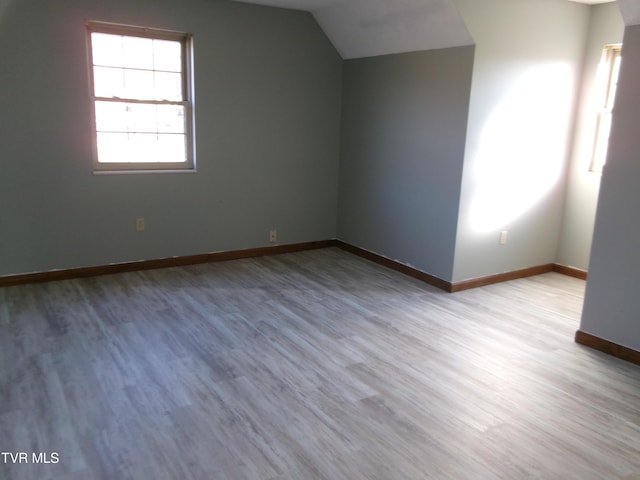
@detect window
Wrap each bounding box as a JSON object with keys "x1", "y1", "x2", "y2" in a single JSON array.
[
  {"x1": 87, "y1": 22, "x2": 195, "y2": 171},
  {"x1": 590, "y1": 44, "x2": 621, "y2": 173}
]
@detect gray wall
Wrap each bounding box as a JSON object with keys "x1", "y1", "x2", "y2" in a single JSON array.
[
  {"x1": 337, "y1": 47, "x2": 474, "y2": 281},
  {"x1": 580, "y1": 23, "x2": 640, "y2": 352},
  {"x1": 557, "y1": 3, "x2": 623, "y2": 272},
  {"x1": 452, "y1": 0, "x2": 591, "y2": 282},
  {"x1": 0, "y1": 0, "x2": 342, "y2": 276}
]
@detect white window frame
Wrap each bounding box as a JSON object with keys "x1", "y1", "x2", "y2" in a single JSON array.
[
  {"x1": 86, "y1": 21, "x2": 195, "y2": 172},
  {"x1": 590, "y1": 44, "x2": 622, "y2": 173}
]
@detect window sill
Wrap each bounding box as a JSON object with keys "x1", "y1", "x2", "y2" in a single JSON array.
[{"x1": 93, "y1": 168, "x2": 197, "y2": 175}]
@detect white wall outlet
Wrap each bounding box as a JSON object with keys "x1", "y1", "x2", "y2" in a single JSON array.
[
  {"x1": 269, "y1": 229, "x2": 277, "y2": 242},
  {"x1": 499, "y1": 230, "x2": 508, "y2": 245},
  {"x1": 136, "y1": 218, "x2": 145, "y2": 232}
]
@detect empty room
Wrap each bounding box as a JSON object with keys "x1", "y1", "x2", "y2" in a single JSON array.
[{"x1": 1, "y1": 0, "x2": 640, "y2": 478}]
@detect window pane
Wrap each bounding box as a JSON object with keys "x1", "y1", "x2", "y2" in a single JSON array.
[
  {"x1": 96, "y1": 101, "x2": 186, "y2": 136},
  {"x1": 93, "y1": 66, "x2": 124, "y2": 98},
  {"x1": 154, "y1": 71, "x2": 183, "y2": 101},
  {"x1": 96, "y1": 68, "x2": 182, "y2": 101},
  {"x1": 157, "y1": 135, "x2": 187, "y2": 162},
  {"x1": 129, "y1": 134, "x2": 161, "y2": 162},
  {"x1": 96, "y1": 131, "x2": 187, "y2": 164},
  {"x1": 611, "y1": 54, "x2": 622, "y2": 85},
  {"x1": 157, "y1": 105, "x2": 185, "y2": 133},
  {"x1": 96, "y1": 132, "x2": 159, "y2": 163},
  {"x1": 95, "y1": 101, "x2": 127, "y2": 132},
  {"x1": 96, "y1": 132, "x2": 131, "y2": 163},
  {"x1": 123, "y1": 36, "x2": 154, "y2": 70},
  {"x1": 592, "y1": 113, "x2": 612, "y2": 172},
  {"x1": 91, "y1": 33, "x2": 123, "y2": 67},
  {"x1": 590, "y1": 45, "x2": 621, "y2": 172},
  {"x1": 606, "y1": 54, "x2": 622, "y2": 108},
  {"x1": 96, "y1": 102, "x2": 157, "y2": 133},
  {"x1": 126, "y1": 103, "x2": 158, "y2": 133},
  {"x1": 123, "y1": 69, "x2": 155, "y2": 100},
  {"x1": 153, "y1": 39, "x2": 182, "y2": 72}
]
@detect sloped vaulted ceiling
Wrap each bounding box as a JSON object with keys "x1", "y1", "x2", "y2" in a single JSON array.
[
  {"x1": 231, "y1": 0, "x2": 473, "y2": 59},
  {"x1": 310, "y1": 0, "x2": 473, "y2": 59},
  {"x1": 232, "y1": 0, "x2": 622, "y2": 59},
  {"x1": 618, "y1": 0, "x2": 640, "y2": 25}
]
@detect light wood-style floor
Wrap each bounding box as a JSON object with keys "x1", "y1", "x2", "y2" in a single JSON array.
[{"x1": 1, "y1": 248, "x2": 640, "y2": 479}]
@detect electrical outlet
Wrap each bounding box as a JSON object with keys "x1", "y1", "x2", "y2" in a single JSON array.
[
  {"x1": 269, "y1": 229, "x2": 277, "y2": 242},
  {"x1": 499, "y1": 230, "x2": 508, "y2": 245},
  {"x1": 136, "y1": 218, "x2": 145, "y2": 232}
]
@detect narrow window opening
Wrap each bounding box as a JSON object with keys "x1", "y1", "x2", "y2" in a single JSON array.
[{"x1": 590, "y1": 44, "x2": 621, "y2": 173}]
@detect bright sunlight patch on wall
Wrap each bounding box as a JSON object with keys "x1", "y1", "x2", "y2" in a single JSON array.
[{"x1": 470, "y1": 64, "x2": 572, "y2": 232}]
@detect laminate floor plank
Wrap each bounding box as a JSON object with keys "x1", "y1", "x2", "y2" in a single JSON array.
[{"x1": 1, "y1": 248, "x2": 640, "y2": 479}]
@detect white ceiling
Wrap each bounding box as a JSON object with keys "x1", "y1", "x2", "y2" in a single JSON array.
[
  {"x1": 314, "y1": 0, "x2": 474, "y2": 59},
  {"x1": 231, "y1": 0, "x2": 628, "y2": 59},
  {"x1": 236, "y1": 0, "x2": 614, "y2": 10},
  {"x1": 568, "y1": 0, "x2": 614, "y2": 4},
  {"x1": 233, "y1": 0, "x2": 473, "y2": 58},
  {"x1": 618, "y1": 0, "x2": 640, "y2": 25}
]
